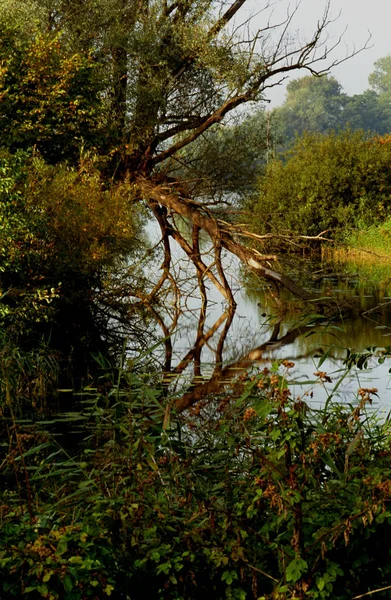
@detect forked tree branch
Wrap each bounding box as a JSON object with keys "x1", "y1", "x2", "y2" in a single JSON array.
[{"x1": 174, "y1": 322, "x2": 306, "y2": 413}]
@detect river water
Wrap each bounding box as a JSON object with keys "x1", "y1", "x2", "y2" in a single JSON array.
[{"x1": 149, "y1": 234, "x2": 391, "y2": 414}]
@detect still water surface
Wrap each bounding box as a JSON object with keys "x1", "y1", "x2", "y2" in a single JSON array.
[{"x1": 162, "y1": 246, "x2": 391, "y2": 413}]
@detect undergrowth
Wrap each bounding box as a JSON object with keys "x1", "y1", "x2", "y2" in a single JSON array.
[{"x1": 1, "y1": 351, "x2": 391, "y2": 599}]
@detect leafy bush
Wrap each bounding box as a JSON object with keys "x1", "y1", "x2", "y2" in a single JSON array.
[
  {"x1": 1, "y1": 359, "x2": 391, "y2": 599},
  {"x1": 0, "y1": 150, "x2": 141, "y2": 336},
  {"x1": 0, "y1": 4, "x2": 104, "y2": 163},
  {"x1": 249, "y1": 131, "x2": 391, "y2": 246}
]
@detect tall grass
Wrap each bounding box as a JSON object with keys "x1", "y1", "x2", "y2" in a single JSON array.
[{"x1": 343, "y1": 217, "x2": 391, "y2": 258}]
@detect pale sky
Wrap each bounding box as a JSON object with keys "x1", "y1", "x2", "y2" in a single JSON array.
[{"x1": 240, "y1": 0, "x2": 391, "y2": 106}]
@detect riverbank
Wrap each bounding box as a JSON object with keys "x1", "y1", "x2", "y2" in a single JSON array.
[{"x1": 335, "y1": 218, "x2": 391, "y2": 261}]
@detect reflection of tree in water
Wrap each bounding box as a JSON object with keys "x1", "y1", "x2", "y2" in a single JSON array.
[
  {"x1": 126, "y1": 227, "x2": 342, "y2": 417},
  {"x1": 119, "y1": 231, "x2": 391, "y2": 416}
]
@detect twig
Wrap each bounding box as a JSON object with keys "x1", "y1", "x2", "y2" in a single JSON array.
[
  {"x1": 352, "y1": 584, "x2": 391, "y2": 599},
  {"x1": 245, "y1": 562, "x2": 279, "y2": 583},
  {"x1": 362, "y1": 301, "x2": 391, "y2": 316}
]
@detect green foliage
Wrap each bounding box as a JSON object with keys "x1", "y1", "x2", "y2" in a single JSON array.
[
  {"x1": 3, "y1": 6, "x2": 391, "y2": 597},
  {"x1": 0, "y1": 14, "x2": 104, "y2": 163},
  {"x1": 174, "y1": 113, "x2": 270, "y2": 201},
  {"x1": 263, "y1": 72, "x2": 391, "y2": 155},
  {"x1": 272, "y1": 75, "x2": 347, "y2": 141},
  {"x1": 0, "y1": 518, "x2": 117, "y2": 599},
  {"x1": 2, "y1": 0, "x2": 260, "y2": 169},
  {"x1": 1, "y1": 358, "x2": 391, "y2": 599},
  {"x1": 0, "y1": 149, "x2": 140, "y2": 339},
  {"x1": 249, "y1": 130, "x2": 391, "y2": 244},
  {"x1": 369, "y1": 54, "x2": 391, "y2": 97},
  {"x1": 0, "y1": 334, "x2": 60, "y2": 413},
  {"x1": 345, "y1": 215, "x2": 391, "y2": 255},
  {"x1": 342, "y1": 90, "x2": 390, "y2": 135}
]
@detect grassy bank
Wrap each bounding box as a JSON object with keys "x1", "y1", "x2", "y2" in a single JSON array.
[
  {"x1": 321, "y1": 220, "x2": 391, "y2": 288},
  {"x1": 343, "y1": 218, "x2": 391, "y2": 259}
]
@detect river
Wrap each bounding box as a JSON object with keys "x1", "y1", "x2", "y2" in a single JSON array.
[{"x1": 146, "y1": 230, "x2": 391, "y2": 414}]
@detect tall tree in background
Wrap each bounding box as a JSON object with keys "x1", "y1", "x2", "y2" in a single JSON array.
[
  {"x1": 342, "y1": 89, "x2": 390, "y2": 134},
  {"x1": 368, "y1": 54, "x2": 391, "y2": 124},
  {"x1": 369, "y1": 54, "x2": 391, "y2": 96},
  {"x1": 259, "y1": 64, "x2": 391, "y2": 154},
  {"x1": 271, "y1": 75, "x2": 347, "y2": 141}
]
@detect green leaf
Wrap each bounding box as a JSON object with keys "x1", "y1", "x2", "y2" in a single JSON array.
[
  {"x1": 285, "y1": 557, "x2": 308, "y2": 583},
  {"x1": 316, "y1": 576, "x2": 325, "y2": 591},
  {"x1": 37, "y1": 584, "x2": 49, "y2": 595},
  {"x1": 221, "y1": 570, "x2": 237, "y2": 585},
  {"x1": 63, "y1": 574, "x2": 73, "y2": 592},
  {"x1": 42, "y1": 570, "x2": 53, "y2": 583},
  {"x1": 56, "y1": 538, "x2": 68, "y2": 556},
  {"x1": 13, "y1": 442, "x2": 51, "y2": 461}
]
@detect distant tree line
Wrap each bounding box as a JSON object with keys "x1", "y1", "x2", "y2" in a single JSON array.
[
  {"x1": 264, "y1": 54, "x2": 391, "y2": 151},
  {"x1": 235, "y1": 55, "x2": 391, "y2": 245}
]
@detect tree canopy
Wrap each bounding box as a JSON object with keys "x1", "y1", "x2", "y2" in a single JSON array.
[
  {"x1": 0, "y1": 0, "x2": 362, "y2": 176},
  {"x1": 272, "y1": 75, "x2": 346, "y2": 140},
  {"x1": 369, "y1": 54, "x2": 391, "y2": 96},
  {"x1": 262, "y1": 71, "x2": 391, "y2": 152}
]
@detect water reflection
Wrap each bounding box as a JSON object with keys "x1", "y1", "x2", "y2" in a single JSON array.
[
  {"x1": 141, "y1": 231, "x2": 391, "y2": 412},
  {"x1": 140, "y1": 220, "x2": 391, "y2": 410}
]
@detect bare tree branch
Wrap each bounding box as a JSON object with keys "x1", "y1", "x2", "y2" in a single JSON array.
[
  {"x1": 208, "y1": 0, "x2": 248, "y2": 38},
  {"x1": 139, "y1": 179, "x2": 314, "y2": 301},
  {"x1": 174, "y1": 322, "x2": 306, "y2": 413}
]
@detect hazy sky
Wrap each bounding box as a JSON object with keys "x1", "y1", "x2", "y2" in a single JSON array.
[{"x1": 240, "y1": 0, "x2": 391, "y2": 106}]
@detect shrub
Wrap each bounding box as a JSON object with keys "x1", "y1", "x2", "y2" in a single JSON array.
[
  {"x1": 0, "y1": 150, "x2": 141, "y2": 332},
  {"x1": 249, "y1": 131, "x2": 391, "y2": 246}
]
